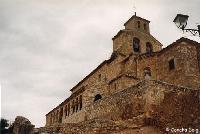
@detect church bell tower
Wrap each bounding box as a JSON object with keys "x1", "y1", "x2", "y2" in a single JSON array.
[{"x1": 112, "y1": 14, "x2": 162, "y2": 56}]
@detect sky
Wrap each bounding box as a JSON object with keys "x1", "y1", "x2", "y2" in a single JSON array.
[{"x1": 0, "y1": 0, "x2": 200, "y2": 127}]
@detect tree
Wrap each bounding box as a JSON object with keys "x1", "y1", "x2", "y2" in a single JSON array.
[
  {"x1": 0, "y1": 118, "x2": 13, "y2": 134},
  {"x1": 0, "y1": 118, "x2": 9, "y2": 133}
]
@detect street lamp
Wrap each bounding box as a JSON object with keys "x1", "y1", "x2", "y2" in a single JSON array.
[{"x1": 173, "y1": 14, "x2": 200, "y2": 36}]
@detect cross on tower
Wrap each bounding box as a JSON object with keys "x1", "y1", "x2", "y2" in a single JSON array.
[{"x1": 133, "y1": 1, "x2": 137, "y2": 16}]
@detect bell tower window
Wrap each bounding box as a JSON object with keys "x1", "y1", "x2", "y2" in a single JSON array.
[
  {"x1": 137, "y1": 21, "x2": 141, "y2": 28},
  {"x1": 146, "y1": 42, "x2": 153, "y2": 53},
  {"x1": 133, "y1": 38, "x2": 140, "y2": 52},
  {"x1": 144, "y1": 23, "x2": 147, "y2": 31}
]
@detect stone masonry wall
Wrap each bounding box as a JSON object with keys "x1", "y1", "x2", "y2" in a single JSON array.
[
  {"x1": 46, "y1": 38, "x2": 200, "y2": 126},
  {"x1": 85, "y1": 81, "x2": 145, "y2": 121},
  {"x1": 62, "y1": 109, "x2": 85, "y2": 124},
  {"x1": 38, "y1": 119, "x2": 163, "y2": 134},
  {"x1": 137, "y1": 54, "x2": 158, "y2": 79},
  {"x1": 123, "y1": 55, "x2": 137, "y2": 76},
  {"x1": 84, "y1": 80, "x2": 200, "y2": 130},
  {"x1": 113, "y1": 30, "x2": 162, "y2": 56},
  {"x1": 108, "y1": 75, "x2": 140, "y2": 95},
  {"x1": 46, "y1": 55, "x2": 127, "y2": 125},
  {"x1": 41, "y1": 80, "x2": 200, "y2": 134},
  {"x1": 124, "y1": 17, "x2": 150, "y2": 33},
  {"x1": 157, "y1": 42, "x2": 200, "y2": 89},
  {"x1": 45, "y1": 12, "x2": 200, "y2": 128}
]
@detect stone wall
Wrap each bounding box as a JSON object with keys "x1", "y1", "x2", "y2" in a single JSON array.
[
  {"x1": 37, "y1": 119, "x2": 163, "y2": 134},
  {"x1": 62, "y1": 109, "x2": 85, "y2": 124},
  {"x1": 113, "y1": 30, "x2": 162, "y2": 56},
  {"x1": 41, "y1": 80, "x2": 200, "y2": 134},
  {"x1": 45, "y1": 14, "x2": 200, "y2": 127},
  {"x1": 46, "y1": 54, "x2": 127, "y2": 125},
  {"x1": 46, "y1": 38, "x2": 200, "y2": 126},
  {"x1": 46, "y1": 13, "x2": 200, "y2": 127},
  {"x1": 123, "y1": 55, "x2": 137, "y2": 76},
  {"x1": 85, "y1": 81, "x2": 146, "y2": 121},
  {"x1": 137, "y1": 53, "x2": 158, "y2": 79},
  {"x1": 109, "y1": 75, "x2": 139, "y2": 94},
  {"x1": 84, "y1": 80, "x2": 200, "y2": 129},
  {"x1": 157, "y1": 41, "x2": 200, "y2": 88},
  {"x1": 124, "y1": 16, "x2": 150, "y2": 33}
]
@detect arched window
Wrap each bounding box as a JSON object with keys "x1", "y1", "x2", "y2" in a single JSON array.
[
  {"x1": 144, "y1": 67, "x2": 151, "y2": 79},
  {"x1": 169, "y1": 59, "x2": 175, "y2": 70},
  {"x1": 133, "y1": 38, "x2": 140, "y2": 52},
  {"x1": 72, "y1": 100, "x2": 75, "y2": 113},
  {"x1": 59, "y1": 108, "x2": 63, "y2": 123},
  {"x1": 146, "y1": 42, "x2": 153, "y2": 53},
  {"x1": 65, "y1": 105, "x2": 68, "y2": 116},
  {"x1": 144, "y1": 23, "x2": 147, "y2": 31},
  {"x1": 53, "y1": 113, "x2": 55, "y2": 123},
  {"x1": 94, "y1": 94, "x2": 102, "y2": 102},
  {"x1": 67, "y1": 103, "x2": 70, "y2": 116},
  {"x1": 79, "y1": 95, "x2": 82, "y2": 110},
  {"x1": 57, "y1": 111, "x2": 59, "y2": 122},
  {"x1": 137, "y1": 21, "x2": 140, "y2": 28},
  {"x1": 51, "y1": 114, "x2": 53, "y2": 124},
  {"x1": 76, "y1": 97, "x2": 79, "y2": 112}
]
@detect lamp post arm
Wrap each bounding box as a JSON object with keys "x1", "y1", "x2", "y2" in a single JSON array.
[{"x1": 183, "y1": 28, "x2": 200, "y2": 36}]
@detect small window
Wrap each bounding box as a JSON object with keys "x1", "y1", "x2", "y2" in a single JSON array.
[
  {"x1": 72, "y1": 100, "x2": 75, "y2": 113},
  {"x1": 133, "y1": 38, "x2": 140, "y2": 52},
  {"x1": 146, "y1": 42, "x2": 153, "y2": 53},
  {"x1": 57, "y1": 111, "x2": 59, "y2": 122},
  {"x1": 114, "y1": 83, "x2": 117, "y2": 90},
  {"x1": 76, "y1": 97, "x2": 79, "y2": 112},
  {"x1": 144, "y1": 67, "x2": 151, "y2": 76},
  {"x1": 67, "y1": 103, "x2": 70, "y2": 116},
  {"x1": 169, "y1": 59, "x2": 175, "y2": 70},
  {"x1": 79, "y1": 95, "x2": 82, "y2": 110},
  {"x1": 144, "y1": 67, "x2": 151, "y2": 79},
  {"x1": 50, "y1": 115, "x2": 52, "y2": 122},
  {"x1": 144, "y1": 23, "x2": 147, "y2": 31},
  {"x1": 59, "y1": 108, "x2": 63, "y2": 123},
  {"x1": 65, "y1": 105, "x2": 68, "y2": 116},
  {"x1": 137, "y1": 21, "x2": 140, "y2": 28},
  {"x1": 94, "y1": 94, "x2": 102, "y2": 102},
  {"x1": 98, "y1": 74, "x2": 101, "y2": 81}
]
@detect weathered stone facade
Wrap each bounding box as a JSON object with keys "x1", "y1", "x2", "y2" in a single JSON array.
[
  {"x1": 44, "y1": 14, "x2": 200, "y2": 133},
  {"x1": 40, "y1": 80, "x2": 200, "y2": 134}
]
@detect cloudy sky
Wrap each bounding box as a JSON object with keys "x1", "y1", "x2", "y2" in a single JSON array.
[{"x1": 0, "y1": 0, "x2": 200, "y2": 127}]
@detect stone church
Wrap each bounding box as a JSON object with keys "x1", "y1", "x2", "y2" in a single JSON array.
[{"x1": 44, "y1": 14, "x2": 200, "y2": 132}]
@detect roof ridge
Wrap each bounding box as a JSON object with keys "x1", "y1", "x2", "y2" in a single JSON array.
[{"x1": 124, "y1": 15, "x2": 150, "y2": 26}]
